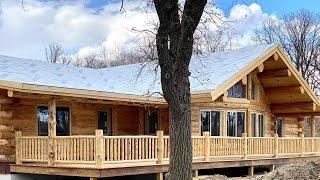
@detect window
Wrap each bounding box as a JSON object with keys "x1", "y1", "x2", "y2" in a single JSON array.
[
  {"x1": 98, "y1": 110, "x2": 112, "y2": 135},
  {"x1": 145, "y1": 111, "x2": 159, "y2": 135},
  {"x1": 251, "y1": 80, "x2": 256, "y2": 100},
  {"x1": 251, "y1": 113, "x2": 264, "y2": 137},
  {"x1": 37, "y1": 106, "x2": 70, "y2": 136},
  {"x1": 227, "y1": 83, "x2": 245, "y2": 98},
  {"x1": 227, "y1": 111, "x2": 245, "y2": 137},
  {"x1": 200, "y1": 111, "x2": 220, "y2": 136},
  {"x1": 275, "y1": 118, "x2": 283, "y2": 137},
  {"x1": 258, "y1": 114, "x2": 264, "y2": 137},
  {"x1": 251, "y1": 113, "x2": 257, "y2": 137}
]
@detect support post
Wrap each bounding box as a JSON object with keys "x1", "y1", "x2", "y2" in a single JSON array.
[
  {"x1": 156, "y1": 131, "x2": 164, "y2": 164},
  {"x1": 242, "y1": 133, "x2": 247, "y2": 159},
  {"x1": 95, "y1": 130, "x2": 104, "y2": 168},
  {"x1": 248, "y1": 166, "x2": 254, "y2": 176},
  {"x1": 311, "y1": 116, "x2": 316, "y2": 152},
  {"x1": 156, "y1": 172, "x2": 163, "y2": 180},
  {"x1": 311, "y1": 116, "x2": 316, "y2": 137},
  {"x1": 15, "y1": 131, "x2": 21, "y2": 165},
  {"x1": 300, "y1": 133, "x2": 304, "y2": 156},
  {"x1": 273, "y1": 133, "x2": 278, "y2": 158},
  {"x1": 192, "y1": 170, "x2": 199, "y2": 179},
  {"x1": 204, "y1": 132, "x2": 210, "y2": 161},
  {"x1": 48, "y1": 98, "x2": 56, "y2": 166}
]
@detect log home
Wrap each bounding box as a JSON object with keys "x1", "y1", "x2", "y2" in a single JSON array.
[{"x1": 0, "y1": 44, "x2": 319, "y2": 179}]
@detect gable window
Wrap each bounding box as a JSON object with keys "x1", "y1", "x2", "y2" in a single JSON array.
[
  {"x1": 200, "y1": 111, "x2": 220, "y2": 136},
  {"x1": 227, "y1": 83, "x2": 245, "y2": 98},
  {"x1": 227, "y1": 111, "x2": 245, "y2": 137},
  {"x1": 37, "y1": 106, "x2": 70, "y2": 136},
  {"x1": 275, "y1": 118, "x2": 283, "y2": 137},
  {"x1": 251, "y1": 112, "x2": 264, "y2": 137},
  {"x1": 251, "y1": 80, "x2": 256, "y2": 100}
]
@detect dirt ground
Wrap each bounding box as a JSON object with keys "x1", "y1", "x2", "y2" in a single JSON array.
[{"x1": 198, "y1": 161, "x2": 320, "y2": 180}]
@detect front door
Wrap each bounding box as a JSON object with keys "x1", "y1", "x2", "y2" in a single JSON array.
[
  {"x1": 144, "y1": 110, "x2": 159, "y2": 135},
  {"x1": 98, "y1": 110, "x2": 112, "y2": 135}
]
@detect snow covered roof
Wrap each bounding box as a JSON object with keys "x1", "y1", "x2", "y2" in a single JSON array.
[{"x1": 0, "y1": 44, "x2": 276, "y2": 97}]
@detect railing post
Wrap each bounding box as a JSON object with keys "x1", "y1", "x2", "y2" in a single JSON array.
[
  {"x1": 273, "y1": 133, "x2": 278, "y2": 158},
  {"x1": 15, "y1": 131, "x2": 21, "y2": 165},
  {"x1": 300, "y1": 133, "x2": 304, "y2": 156},
  {"x1": 48, "y1": 99, "x2": 56, "y2": 166},
  {"x1": 242, "y1": 133, "x2": 247, "y2": 159},
  {"x1": 204, "y1": 132, "x2": 210, "y2": 161},
  {"x1": 95, "y1": 130, "x2": 104, "y2": 168},
  {"x1": 157, "y1": 131, "x2": 164, "y2": 164}
]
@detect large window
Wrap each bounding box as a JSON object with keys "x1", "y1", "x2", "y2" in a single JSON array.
[
  {"x1": 37, "y1": 106, "x2": 70, "y2": 136},
  {"x1": 275, "y1": 118, "x2": 283, "y2": 137},
  {"x1": 227, "y1": 83, "x2": 245, "y2": 98},
  {"x1": 200, "y1": 111, "x2": 220, "y2": 136},
  {"x1": 251, "y1": 113, "x2": 264, "y2": 137},
  {"x1": 227, "y1": 111, "x2": 245, "y2": 137}
]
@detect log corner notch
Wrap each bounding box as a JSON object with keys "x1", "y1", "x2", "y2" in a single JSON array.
[{"x1": 0, "y1": 90, "x2": 16, "y2": 162}]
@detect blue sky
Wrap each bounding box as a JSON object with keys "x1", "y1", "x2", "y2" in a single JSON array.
[
  {"x1": 0, "y1": 0, "x2": 319, "y2": 60},
  {"x1": 215, "y1": 0, "x2": 320, "y2": 16}
]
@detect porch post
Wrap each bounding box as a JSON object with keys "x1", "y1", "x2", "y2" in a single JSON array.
[
  {"x1": 95, "y1": 130, "x2": 104, "y2": 168},
  {"x1": 203, "y1": 132, "x2": 210, "y2": 161},
  {"x1": 156, "y1": 131, "x2": 164, "y2": 164},
  {"x1": 311, "y1": 116, "x2": 316, "y2": 152},
  {"x1": 311, "y1": 116, "x2": 316, "y2": 137},
  {"x1": 300, "y1": 133, "x2": 304, "y2": 156},
  {"x1": 273, "y1": 133, "x2": 278, "y2": 158},
  {"x1": 48, "y1": 98, "x2": 56, "y2": 166},
  {"x1": 15, "y1": 131, "x2": 22, "y2": 165},
  {"x1": 242, "y1": 133, "x2": 247, "y2": 159}
]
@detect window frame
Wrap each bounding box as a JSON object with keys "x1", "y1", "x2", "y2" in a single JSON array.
[
  {"x1": 251, "y1": 112, "x2": 265, "y2": 137},
  {"x1": 144, "y1": 109, "x2": 160, "y2": 135},
  {"x1": 227, "y1": 82, "x2": 246, "y2": 99},
  {"x1": 275, "y1": 118, "x2": 284, "y2": 137},
  {"x1": 199, "y1": 110, "x2": 221, "y2": 136},
  {"x1": 226, "y1": 110, "x2": 246, "y2": 137},
  {"x1": 97, "y1": 108, "x2": 112, "y2": 136},
  {"x1": 37, "y1": 105, "x2": 71, "y2": 136}
]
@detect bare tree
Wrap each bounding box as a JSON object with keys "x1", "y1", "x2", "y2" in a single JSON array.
[
  {"x1": 153, "y1": 0, "x2": 207, "y2": 179},
  {"x1": 45, "y1": 43, "x2": 71, "y2": 65},
  {"x1": 254, "y1": 10, "x2": 320, "y2": 96}
]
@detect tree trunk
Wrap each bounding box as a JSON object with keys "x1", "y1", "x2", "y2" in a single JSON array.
[{"x1": 153, "y1": 0, "x2": 207, "y2": 179}]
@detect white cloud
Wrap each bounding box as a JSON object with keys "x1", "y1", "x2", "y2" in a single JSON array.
[
  {"x1": 225, "y1": 3, "x2": 277, "y2": 47},
  {"x1": 0, "y1": 0, "x2": 154, "y2": 59},
  {"x1": 0, "y1": 1, "x2": 276, "y2": 60}
]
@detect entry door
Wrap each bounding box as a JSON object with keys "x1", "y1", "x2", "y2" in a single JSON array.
[
  {"x1": 144, "y1": 110, "x2": 159, "y2": 135},
  {"x1": 98, "y1": 110, "x2": 112, "y2": 135}
]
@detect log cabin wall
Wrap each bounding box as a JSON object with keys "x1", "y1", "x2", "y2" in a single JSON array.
[{"x1": 0, "y1": 90, "x2": 169, "y2": 162}]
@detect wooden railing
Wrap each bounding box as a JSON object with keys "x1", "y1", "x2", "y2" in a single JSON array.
[{"x1": 14, "y1": 131, "x2": 320, "y2": 168}]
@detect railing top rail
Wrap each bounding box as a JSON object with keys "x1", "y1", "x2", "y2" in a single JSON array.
[
  {"x1": 103, "y1": 135, "x2": 158, "y2": 139},
  {"x1": 209, "y1": 136, "x2": 242, "y2": 139},
  {"x1": 247, "y1": 137, "x2": 274, "y2": 139},
  {"x1": 54, "y1": 135, "x2": 95, "y2": 139},
  {"x1": 20, "y1": 136, "x2": 48, "y2": 139}
]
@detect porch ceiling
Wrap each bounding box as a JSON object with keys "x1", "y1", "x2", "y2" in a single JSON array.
[{"x1": 257, "y1": 53, "x2": 320, "y2": 117}]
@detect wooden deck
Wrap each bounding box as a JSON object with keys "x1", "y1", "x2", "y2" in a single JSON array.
[{"x1": 11, "y1": 130, "x2": 320, "y2": 178}]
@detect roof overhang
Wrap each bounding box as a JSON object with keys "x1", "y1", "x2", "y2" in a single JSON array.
[{"x1": 0, "y1": 80, "x2": 167, "y2": 105}]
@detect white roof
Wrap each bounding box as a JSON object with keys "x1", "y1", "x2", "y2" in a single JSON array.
[{"x1": 0, "y1": 44, "x2": 275, "y2": 96}]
